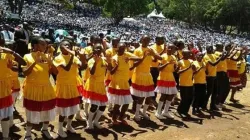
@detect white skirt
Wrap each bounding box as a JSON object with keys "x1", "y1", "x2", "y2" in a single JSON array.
[
  {"x1": 0, "y1": 105, "x2": 13, "y2": 120},
  {"x1": 130, "y1": 87, "x2": 155, "y2": 98},
  {"x1": 26, "y1": 108, "x2": 56, "y2": 124},
  {"x1": 107, "y1": 93, "x2": 133, "y2": 105},
  {"x1": 83, "y1": 98, "x2": 108, "y2": 106},
  {"x1": 155, "y1": 86, "x2": 178, "y2": 95},
  {"x1": 57, "y1": 104, "x2": 79, "y2": 117}
]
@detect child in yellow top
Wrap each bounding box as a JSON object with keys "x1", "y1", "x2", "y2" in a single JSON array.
[
  {"x1": 131, "y1": 35, "x2": 162, "y2": 121},
  {"x1": 108, "y1": 42, "x2": 141, "y2": 125},
  {"x1": 22, "y1": 37, "x2": 56, "y2": 139},
  {"x1": 237, "y1": 54, "x2": 247, "y2": 89},
  {"x1": 83, "y1": 43, "x2": 112, "y2": 129},
  {"x1": 53, "y1": 40, "x2": 87, "y2": 138},
  {"x1": 202, "y1": 45, "x2": 223, "y2": 111},
  {"x1": 177, "y1": 50, "x2": 196, "y2": 117},
  {"x1": 0, "y1": 45, "x2": 26, "y2": 140},
  {"x1": 227, "y1": 47, "x2": 243, "y2": 102},
  {"x1": 155, "y1": 44, "x2": 178, "y2": 120},
  {"x1": 192, "y1": 53, "x2": 206, "y2": 114}
]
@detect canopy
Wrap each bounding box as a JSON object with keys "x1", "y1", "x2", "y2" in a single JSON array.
[
  {"x1": 123, "y1": 17, "x2": 137, "y2": 22},
  {"x1": 147, "y1": 9, "x2": 166, "y2": 19}
]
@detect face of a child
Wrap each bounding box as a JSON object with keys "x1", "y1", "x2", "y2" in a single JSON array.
[
  {"x1": 117, "y1": 43, "x2": 126, "y2": 55},
  {"x1": 60, "y1": 41, "x2": 72, "y2": 55}
]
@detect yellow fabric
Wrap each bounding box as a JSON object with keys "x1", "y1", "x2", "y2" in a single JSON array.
[
  {"x1": 0, "y1": 53, "x2": 13, "y2": 98},
  {"x1": 109, "y1": 52, "x2": 134, "y2": 90},
  {"x1": 203, "y1": 54, "x2": 217, "y2": 77},
  {"x1": 214, "y1": 51, "x2": 227, "y2": 72},
  {"x1": 9, "y1": 68, "x2": 20, "y2": 90},
  {"x1": 178, "y1": 50, "x2": 183, "y2": 59},
  {"x1": 105, "y1": 48, "x2": 117, "y2": 82},
  {"x1": 22, "y1": 52, "x2": 56, "y2": 101},
  {"x1": 193, "y1": 61, "x2": 206, "y2": 84},
  {"x1": 179, "y1": 59, "x2": 193, "y2": 86},
  {"x1": 47, "y1": 46, "x2": 55, "y2": 56},
  {"x1": 53, "y1": 54, "x2": 81, "y2": 99},
  {"x1": 82, "y1": 46, "x2": 93, "y2": 82},
  {"x1": 238, "y1": 59, "x2": 246, "y2": 74},
  {"x1": 84, "y1": 57, "x2": 108, "y2": 95},
  {"x1": 151, "y1": 44, "x2": 164, "y2": 67},
  {"x1": 227, "y1": 59, "x2": 237, "y2": 70},
  {"x1": 132, "y1": 46, "x2": 154, "y2": 86},
  {"x1": 158, "y1": 54, "x2": 177, "y2": 81}
]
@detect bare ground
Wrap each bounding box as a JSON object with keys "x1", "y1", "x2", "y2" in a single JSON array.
[{"x1": 1, "y1": 78, "x2": 250, "y2": 140}]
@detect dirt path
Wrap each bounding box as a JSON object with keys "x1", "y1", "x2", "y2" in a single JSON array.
[{"x1": 2, "y1": 78, "x2": 250, "y2": 140}]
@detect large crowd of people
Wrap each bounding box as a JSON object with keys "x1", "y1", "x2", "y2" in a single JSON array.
[
  {"x1": 0, "y1": 21, "x2": 249, "y2": 140},
  {"x1": 0, "y1": 0, "x2": 250, "y2": 140}
]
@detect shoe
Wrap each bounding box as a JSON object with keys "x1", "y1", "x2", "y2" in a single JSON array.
[
  {"x1": 66, "y1": 125, "x2": 76, "y2": 133},
  {"x1": 75, "y1": 113, "x2": 86, "y2": 121},
  {"x1": 162, "y1": 112, "x2": 174, "y2": 119},
  {"x1": 24, "y1": 136, "x2": 33, "y2": 140},
  {"x1": 210, "y1": 106, "x2": 220, "y2": 111},
  {"x1": 155, "y1": 113, "x2": 166, "y2": 119},
  {"x1": 221, "y1": 104, "x2": 227, "y2": 109},
  {"x1": 41, "y1": 129, "x2": 53, "y2": 139},
  {"x1": 141, "y1": 113, "x2": 150, "y2": 120},
  {"x1": 133, "y1": 115, "x2": 141, "y2": 121},
  {"x1": 230, "y1": 99, "x2": 239, "y2": 103},
  {"x1": 93, "y1": 121, "x2": 103, "y2": 129},
  {"x1": 57, "y1": 129, "x2": 67, "y2": 138}
]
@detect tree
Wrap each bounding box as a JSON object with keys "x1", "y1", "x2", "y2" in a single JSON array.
[
  {"x1": 103, "y1": 0, "x2": 151, "y2": 24},
  {"x1": 7, "y1": 0, "x2": 24, "y2": 15}
]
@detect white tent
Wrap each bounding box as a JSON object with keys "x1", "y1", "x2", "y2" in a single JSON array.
[
  {"x1": 123, "y1": 17, "x2": 137, "y2": 22},
  {"x1": 147, "y1": 9, "x2": 166, "y2": 19}
]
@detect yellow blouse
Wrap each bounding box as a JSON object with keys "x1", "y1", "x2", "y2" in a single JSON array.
[
  {"x1": 178, "y1": 59, "x2": 193, "y2": 86},
  {"x1": 158, "y1": 54, "x2": 177, "y2": 81}
]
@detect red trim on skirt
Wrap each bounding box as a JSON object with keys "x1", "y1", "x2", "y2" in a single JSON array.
[
  {"x1": 105, "y1": 80, "x2": 111, "y2": 87},
  {"x1": 77, "y1": 85, "x2": 84, "y2": 95},
  {"x1": 227, "y1": 70, "x2": 239, "y2": 78},
  {"x1": 157, "y1": 80, "x2": 176, "y2": 87},
  {"x1": 57, "y1": 97, "x2": 80, "y2": 108},
  {"x1": 108, "y1": 87, "x2": 130, "y2": 96},
  {"x1": 230, "y1": 81, "x2": 241, "y2": 87},
  {"x1": 23, "y1": 98, "x2": 56, "y2": 111},
  {"x1": 131, "y1": 83, "x2": 155, "y2": 92},
  {"x1": 12, "y1": 88, "x2": 20, "y2": 93},
  {"x1": 0, "y1": 95, "x2": 13, "y2": 109},
  {"x1": 82, "y1": 90, "x2": 108, "y2": 102}
]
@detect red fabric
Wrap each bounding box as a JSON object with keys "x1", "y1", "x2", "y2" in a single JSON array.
[
  {"x1": 0, "y1": 95, "x2": 13, "y2": 109},
  {"x1": 191, "y1": 48, "x2": 199, "y2": 55},
  {"x1": 230, "y1": 81, "x2": 241, "y2": 87},
  {"x1": 227, "y1": 70, "x2": 239, "y2": 78},
  {"x1": 108, "y1": 88, "x2": 130, "y2": 95},
  {"x1": 82, "y1": 90, "x2": 108, "y2": 102},
  {"x1": 77, "y1": 85, "x2": 84, "y2": 95},
  {"x1": 131, "y1": 83, "x2": 155, "y2": 92},
  {"x1": 157, "y1": 80, "x2": 176, "y2": 87},
  {"x1": 12, "y1": 88, "x2": 20, "y2": 93},
  {"x1": 23, "y1": 98, "x2": 56, "y2": 111},
  {"x1": 105, "y1": 80, "x2": 111, "y2": 87},
  {"x1": 57, "y1": 97, "x2": 80, "y2": 107}
]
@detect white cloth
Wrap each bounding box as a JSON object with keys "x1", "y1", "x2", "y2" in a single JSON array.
[
  {"x1": 1, "y1": 30, "x2": 14, "y2": 42},
  {"x1": 107, "y1": 93, "x2": 133, "y2": 105},
  {"x1": 57, "y1": 104, "x2": 79, "y2": 117},
  {"x1": 25, "y1": 108, "x2": 56, "y2": 124},
  {"x1": 130, "y1": 87, "x2": 155, "y2": 97},
  {"x1": 0, "y1": 105, "x2": 13, "y2": 120},
  {"x1": 155, "y1": 86, "x2": 178, "y2": 95}
]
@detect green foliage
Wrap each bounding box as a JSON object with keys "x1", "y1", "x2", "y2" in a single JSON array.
[
  {"x1": 103, "y1": 0, "x2": 151, "y2": 24},
  {"x1": 157, "y1": 0, "x2": 250, "y2": 34}
]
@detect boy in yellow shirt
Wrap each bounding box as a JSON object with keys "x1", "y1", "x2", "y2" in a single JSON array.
[
  {"x1": 203, "y1": 45, "x2": 224, "y2": 111},
  {"x1": 192, "y1": 52, "x2": 206, "y2": 114},
  {"x1": 177, "y1": 50, "x2": 196, "y2": 117}
]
